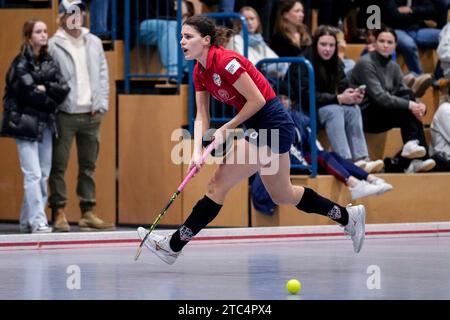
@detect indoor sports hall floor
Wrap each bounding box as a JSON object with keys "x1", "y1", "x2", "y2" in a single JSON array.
[{"x1": 0, "y1": 228, "x2": 449, "y2": 300}]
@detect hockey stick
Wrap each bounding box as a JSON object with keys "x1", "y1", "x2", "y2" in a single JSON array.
[{"x1": 134, "y1": 142, "x2": 216, "y2": 261}]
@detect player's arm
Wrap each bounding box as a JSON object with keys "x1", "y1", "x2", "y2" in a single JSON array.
[
  {"x1": 193, "y1": 90, "x2": 211, "y2": 155},
  {"x1": 225, "y1": 72, "x2": 266, "y2": 130}
]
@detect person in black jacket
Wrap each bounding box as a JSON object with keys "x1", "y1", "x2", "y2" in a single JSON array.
[{"x1": 0, "y1": 19, "x2": 69, "y2": 233}]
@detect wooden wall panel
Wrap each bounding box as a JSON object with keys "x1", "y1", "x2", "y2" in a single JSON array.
[
  {"x1": 251, "y1": 173, "x2": 450, "y2": 227},
  {"x1": 118, "y1": 95, "x2": 184, "y2": 225},
  {"x1": 0, "y1": 37, "x2": 118, "y2": 225}
]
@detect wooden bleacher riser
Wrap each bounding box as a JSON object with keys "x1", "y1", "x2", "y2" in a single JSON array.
[{"x1": 251, "y1": 173, "x2": 450, "y2": 227}]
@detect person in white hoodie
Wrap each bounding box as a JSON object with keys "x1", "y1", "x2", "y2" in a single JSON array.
[{"x1": 47, "y1": 0, "x2": 114, "y2": 232}]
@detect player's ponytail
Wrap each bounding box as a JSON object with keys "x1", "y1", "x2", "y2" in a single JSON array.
[
  {"x1": 213, "y1": 25, "x2": 233, "y2": 47},
  {"x1": 184, "y1": 15, "x2": 232, "y2": 47}
]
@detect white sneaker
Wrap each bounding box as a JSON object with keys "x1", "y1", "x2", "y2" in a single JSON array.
[
  {"x1": 349, "y1": 180, "x2": 385, "y2": 200},
  {"x1": 401, "y1": 140, "x2": 426, "y2": 159},
  {"x1": 404, "y1": 159, "x2": 436, "y2": 173},
  {"x1": 354, "y1": 160, "x2": 367, "y2": 170},
  {"x1": 343, "y1": 205, "x2": 366, "y2": 253},
  {"x1": 369, "y1": 178, "x2": 393, "y2": 195},
  {"x1": 31, "y1": 224, "x2": 53, "y2": 233},
  {"x1": 137, "y1": 227, "x2": 180, "y2": 265},
  {"x1": 363, "y1": 159, "x2": 384, "y2": 173}
]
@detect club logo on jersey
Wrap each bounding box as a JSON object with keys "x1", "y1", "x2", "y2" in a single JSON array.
[
  {"x1": 213, "y1": 73, "x2": 221, "y2": 86},
  {"x1": 217, "y1": 89, "x2": 230, "y2": 101},
  {"x1": 225, "y1": 58, "x2": 241, "y2": 75}
]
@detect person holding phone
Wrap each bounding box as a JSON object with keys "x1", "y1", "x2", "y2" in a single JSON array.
[
  {"x1": 288, "y1": 25, "x2": 384, "y2": 173},
  {"x1": 350, "y1": 26, "x2": 436, "y2": 174}
]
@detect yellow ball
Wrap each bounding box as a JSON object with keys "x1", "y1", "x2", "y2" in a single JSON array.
[{"x1": 286, "y1": 279, "x2": 301, "y2": 294}]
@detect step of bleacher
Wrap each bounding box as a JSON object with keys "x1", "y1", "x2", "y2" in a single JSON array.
[{"x1": 251, "y1": 173, "x2": 450, "y2": 227}]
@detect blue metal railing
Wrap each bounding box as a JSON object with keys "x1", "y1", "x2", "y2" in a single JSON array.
[
  {"x1": 124, "y1": 0, "x2": 184, "y2": 93},
  {"x1": 256, "y1": 57, "x2": 317, "y2": 177}
]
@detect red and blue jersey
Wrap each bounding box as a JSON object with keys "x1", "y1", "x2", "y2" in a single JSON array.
[{"x1": 193, "y1": 46, "x2": 276, "y2": 112}]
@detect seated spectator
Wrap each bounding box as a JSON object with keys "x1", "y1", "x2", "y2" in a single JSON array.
[
  {"x1": 234, "y1": 0, "x2": 278, "y2": 42},
  {"x1": 250, "y1": 95, "x2": 393, "y2": 216},
  {"x1": 381, "y1": 0, "x2": 440, "y2": 76},
  {"x1": 429, "y1": 102, "x2": 450, "y2": 171},
  {"x1": 226, "y1": 6, "x2": 288, "y2": 80},
  {"x1": 138, "y1": 0, "x2": 193, "y2": 81},
  {"x1": 350, "y1": 26, "x2": 436, "y2": 174},
  {"x1": 362, "y1": 28, "x2": 432, "y2": 98},
  {"x1": 287, "y1": 25, "x2": 384, "y2": 173},
  {"x1": 87, "y1": 0, "x2": 109, "y2": 39},
  {"x1": 336, "y1": 28, "x2": 356, "y2": 76},
  {"x1": 270, "y1": 0, "x2": 312, "y2": 57}
]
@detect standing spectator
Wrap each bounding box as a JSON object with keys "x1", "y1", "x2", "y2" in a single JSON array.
[
  {"x1": 0, "y1": 19, "x2": 69, "y2": 233},
  {"x1": 48, "y1": 0, "x2": 114, "y2": 231},
  {"x1": 270, "y1": 0, "x2": 312, "y2": 58},
  {"x1": 350, "y1": 26, "x2": 436, "y2": 173}
]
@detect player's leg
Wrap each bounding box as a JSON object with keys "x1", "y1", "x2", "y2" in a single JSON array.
[
  {"x1": 260, "y1": 151, "x2": 365, "y2": 253},
  {"x1": 138, "y1": 139, "x2": 261, "y2": 264}
]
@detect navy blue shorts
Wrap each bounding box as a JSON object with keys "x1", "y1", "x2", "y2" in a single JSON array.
[{"x1": 243, "y1": 97, "x2": 295, "y2": 154}]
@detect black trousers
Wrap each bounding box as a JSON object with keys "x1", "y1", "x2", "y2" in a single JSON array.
[{"x1": 361, "y1": 105, "x2": 428, "y2": 155}]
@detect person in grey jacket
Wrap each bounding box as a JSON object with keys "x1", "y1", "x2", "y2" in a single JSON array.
[
  {"x1": 47, "y1": 0, "x2": 114, "y2": 232},
  {"x1": 350, "y1": 26, "x2": 436, "y2": 174}
]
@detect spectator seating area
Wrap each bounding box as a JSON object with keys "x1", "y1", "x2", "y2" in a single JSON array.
[{"x1": 0, "y1": 1, "x2": 449, "y2": 229}]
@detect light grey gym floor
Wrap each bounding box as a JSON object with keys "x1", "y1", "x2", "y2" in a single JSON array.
[{"x1": 0, "y1": 236, "x2": 449, "y2": 300}]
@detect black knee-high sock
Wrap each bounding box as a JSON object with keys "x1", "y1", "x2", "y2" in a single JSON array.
[
  {"x1": 296, "y1": 187, "x2": 348, "y2": 225},
  {"x1": 170, "y1": 195, "x2": 223, "y2": 252}
]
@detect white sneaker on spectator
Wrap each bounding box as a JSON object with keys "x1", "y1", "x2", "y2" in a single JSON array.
[
  {"x1": 349, "y1": 180, "x2": 385, "y2": 200},
  {"x1": 404, "y1": 159, "x2": 436, "y2": 173},
  {"x1": 354, "y1": 160, "x2": 367, "y2": 170},
  {"x1": 363, "y1": 159, "x2": 384, "y2": 173},
  {"x1": 401, "y1": 140, "x2": 426, "y2": 159},
  {"x1": 343, "y1": 204, "x2": 366, "y2": 253},
  {"x1": 31, "y1": 224, "x2": 53, "y2": 233},
  {"x1": 137, "y1": 227, "x2": 180, "y2": 265},
  {"x1": 369, "y1": 178, "x2": 394, "y2": 195}
]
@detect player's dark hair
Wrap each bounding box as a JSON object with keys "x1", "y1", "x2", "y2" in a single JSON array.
[{"x1": 184, "y1": 15, "x2": 232, "y2": 47}]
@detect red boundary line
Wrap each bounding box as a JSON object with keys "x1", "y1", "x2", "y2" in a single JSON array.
[{"x1": 1, "y1": 228, "x2": 450, "y2": 249}]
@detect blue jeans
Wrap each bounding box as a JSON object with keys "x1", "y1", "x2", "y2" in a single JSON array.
[
  {"x1": 139, "y1": 19, "x2": 186, "y2": 76},
  {"x1": 89, "y1": 0, "x2": 109, "y2": 35},
  {"x1": 16, "y1": 126, "x2": 52, "y2": 231},
  {"x1": 318, "y1": 104, "x2": 368, "y2": 161},
  {"x1": 395, "y1": 28, "x2": 440, "y2": 74}
]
